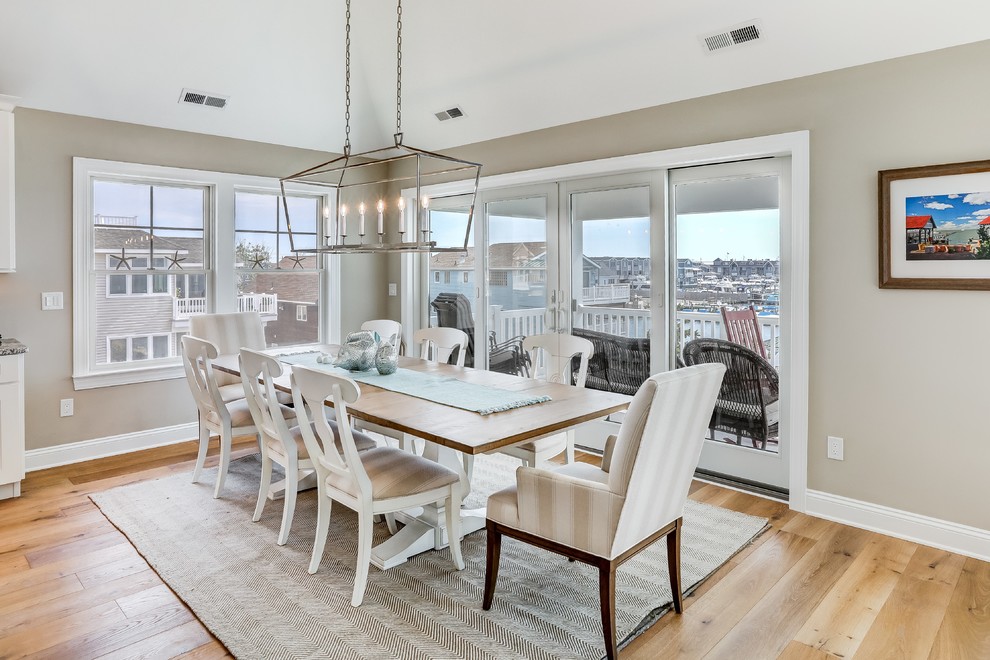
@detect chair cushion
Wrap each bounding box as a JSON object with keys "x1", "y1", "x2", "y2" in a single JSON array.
[
  {"x1": 217, "y1": 383, "x2": 246, "y2": 403},
  {"x1": 208, "y1": 399, "x2": 296, "y2": 430},
  {"x1": 486, "y1": 462, "x2": 609, "y2": 531},
  {"x1": 266, "y1": 421, "x2": 376, "y2": 460},
  {"x1": 327, "y1": 446, "x2": 458, "y2": 500}
]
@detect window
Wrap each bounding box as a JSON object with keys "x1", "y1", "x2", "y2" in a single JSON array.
[
  {"x1": 73, "y1": 158, "x2": 336, "y2": 389},
  {"x1": 489, "y1": 270, "x2": 509, "y2": 286},
  {"x1": 434, "y1": 271, "x2": 440, "y2": 283},
  {"x1": 234, "y1": 190, "x2": 323, "y2": 347}
]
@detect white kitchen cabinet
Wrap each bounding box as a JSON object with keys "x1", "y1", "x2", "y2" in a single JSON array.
[{"x1": 0, "y1": 347, "x2": 26, "y2": 499}]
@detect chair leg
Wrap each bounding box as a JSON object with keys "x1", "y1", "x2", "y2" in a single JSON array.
[
  {"x1": 599, "y1": 562, "x2": 619, "y2": 660},
  {"x1": 667, "y1": 518, "x2": 684, "y2": 614},
  {"x1": 277, "y1": 465, "x2": 298, "y2": 546},
  {"x1": 309, "y1": 494, "x2": 332, "y2": 574},
  {"x1": 444, "y1": 488, "x2": 465, "y2": 571},
  {"x1": 213, "y1": 428, "x2": 232, "y2": 498},
  {"x1": 192, "y1": 417, "x2": 209, "y2": 484},
  {"x1": 482, "y1": 521, "x2": 502, "y2": 610},
  {"x1": 252, "y1": 453, "x2": 273, "y2": 522},
  {"x1": 565, "y1": 429, "x2": 575, "y2": 464},
  {"x1": 352, "y1": 509, "x2": 374, "y2": 607}
]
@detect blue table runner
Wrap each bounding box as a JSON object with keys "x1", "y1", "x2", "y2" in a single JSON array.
[{"x1": 278, "y1": 352, "x2": 550, "y2": 415}]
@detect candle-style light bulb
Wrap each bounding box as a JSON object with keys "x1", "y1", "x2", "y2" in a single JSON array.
[
  {"x1": 340, "y1": 204, "x2": 348, "y2": 237},
  {"x1": 377, "y1": 199, "x2": 385, "y2": 235},
  {"x1": 421, "y1": 196, "x2": 430, "y2": 234},
  {"x1": 398, "y1": 197, "x2": 407, "y2": 239},
  {"x1": 359, "y1": 202, "x2": 366, "y2": 236}
]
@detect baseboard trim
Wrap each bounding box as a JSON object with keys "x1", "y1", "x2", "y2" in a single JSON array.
[
  {"x1": 806, "y1": 489, "x2": 990, "y2": 562},
  {"x1": 25, "y1": 422, "x2": 198, "y2": 472}
]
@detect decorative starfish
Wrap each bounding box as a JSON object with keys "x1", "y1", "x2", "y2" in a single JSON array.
[
  {"x1": 109, "y1": 249, "x2": 134, "y2": 270},
  {"x1": 249, "y1": 252, "x2": 267, "y2": 269},
  {"x1": 286, "y1": 254, "x2": 307, "y2": 269},
  {"x1": 164, "y1": 251, "x2": 186, "y2": 270}
]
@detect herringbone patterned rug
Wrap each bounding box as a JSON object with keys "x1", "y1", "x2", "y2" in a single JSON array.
[{"x1": 92, "y1": 453, "x2": 768, "y2": 659}]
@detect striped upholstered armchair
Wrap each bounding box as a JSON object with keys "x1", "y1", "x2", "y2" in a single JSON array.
[{"x1": 483, "y1": 363, "x2": 726, "y2": 660}]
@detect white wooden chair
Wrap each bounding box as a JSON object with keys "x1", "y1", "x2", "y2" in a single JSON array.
[
  {"x1": 180, "y1": 336, "x2": 260, "y2": 498},
  {"x1": 413, "y1": 327, "x2": 469, "y2": 366},
  {"x1": 498, "y1": 333, "x2": 594, "y2": 466},
  {"x1": 484, "y1": 363, "x2": 726, "y2": 660},
  {"x1": 360, "y1": 319, "x2": 402, "y2": 345},
  {"x1": 239, "y1": 347, "x2": 375, "y2": 545},
  {"x1": 291, "y1": 364, "x2": 465, "y2": 606}
]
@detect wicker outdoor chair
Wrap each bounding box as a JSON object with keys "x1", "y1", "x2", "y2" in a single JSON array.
[
  {"x1": 680, "y1": 337, "x2": 779, "y2": 450},
  {"x1": 571, "y1": 327, "x2": 651, "y2": 396}
]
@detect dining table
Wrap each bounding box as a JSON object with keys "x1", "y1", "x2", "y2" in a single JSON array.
[{"x1": 212, "y1": 343, "x2": 632, "y2": 569}]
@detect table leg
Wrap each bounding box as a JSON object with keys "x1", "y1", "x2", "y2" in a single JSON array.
[{"x1": 266, "y1": 469, "x2": 318, "y2": 501}]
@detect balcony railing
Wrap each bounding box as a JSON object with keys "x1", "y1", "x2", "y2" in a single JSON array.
[
  {"x1": 487, "y1": 304, "x2": 781, "y2": 367},
  {"x1": 173, "y1": 293, "x2": 278, "y2": 320},
  {"x1": 581, "y1": 284, "x2": 631, "y2": 305}
]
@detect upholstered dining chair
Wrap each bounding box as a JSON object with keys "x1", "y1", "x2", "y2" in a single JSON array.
[
  {"x1": 180, "y1": 335, "x2": 261, "y2": 498},
  {"x1": 190, "y1": 311, "x2": 267, "y2": 395},
  {"x1": 498, "y1": 333, "x2": 594, "y2": 467},
  {"x1": 291, "y1": 364, "x2": 465, "y2": 606},
  {"x1": 239, "y1": 348, "x2": 375, "y2": 545},
  {"x1": 483, "y1": 363, "x2": 726, "y2": 660},
  {"x1": 413, "y1": 327, "x2": 469, "y2": 366}
]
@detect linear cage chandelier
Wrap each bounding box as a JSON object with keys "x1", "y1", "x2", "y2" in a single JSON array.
[{"x1": 280, "y1": 0, "x2": 481, "y2": 255}]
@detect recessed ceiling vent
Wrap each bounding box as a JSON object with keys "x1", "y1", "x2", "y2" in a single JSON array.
[
  {"x1": 701, "y1": 20, "x2": 763, "y2": 53},
  {"x1": 434, "y1": 106, "x2": 465, "y2": 122},
  {"x1": 179, "y1": 88, "x2": 229, "y2": 110}
]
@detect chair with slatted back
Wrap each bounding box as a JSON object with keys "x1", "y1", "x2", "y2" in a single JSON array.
[
  {"x1": 498, "y1": 333, "x2": 593, "y2": 467},
  {"x1": 189, "y1": 311, "x2": 267, "y2": 399},
  {"x1": 720, "y1": 305, "x2": 767, "y2": 359},
  {"x1": 239, "y1": 347, "x2": 376, "y2": 545},
  {"x1": 413, "y1": 327, "x2": 469, "y2": 366},
  {"x1": 180, "y1": 336, "x2": 261, "y2": 498}
]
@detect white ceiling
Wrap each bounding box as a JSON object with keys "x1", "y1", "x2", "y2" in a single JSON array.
[{"x1": 2, "y1": 0, "x2": 989, "y2": 154}]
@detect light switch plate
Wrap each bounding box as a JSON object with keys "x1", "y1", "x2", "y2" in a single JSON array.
[
  {"x1": 388, "y1": 282, "x2": 397, "y2": 296},
  {"x1": 42, "y1": 291, "x2": 64, "y2": 310}
]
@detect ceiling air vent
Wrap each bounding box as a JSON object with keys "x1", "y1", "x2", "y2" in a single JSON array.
[
  {"x1": 701, "y1": 20, "x2": 763, "y2": 53},
  {"x1": 179, "y1": 88, "x2": 229, "y2": 110},
  {"x1": 435, "y1": 106, "x2": 465, "y2": 122}
]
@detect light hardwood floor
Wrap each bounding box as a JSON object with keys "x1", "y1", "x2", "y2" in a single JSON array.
[{"x1": 1, "y1": 437, "x2": 987, "y2": 659}]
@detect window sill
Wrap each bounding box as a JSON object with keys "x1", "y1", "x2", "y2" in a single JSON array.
[{"x1": 72, "y1": 364, "x2": 185, "y2": 390}]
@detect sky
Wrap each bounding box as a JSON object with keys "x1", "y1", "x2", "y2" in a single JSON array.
[
  {"x1": 430, "y1": 209, "x2": 779, "y2": 261},
  {"x1": 906, "y1": 191, "x2": 990, "y2": 232}
]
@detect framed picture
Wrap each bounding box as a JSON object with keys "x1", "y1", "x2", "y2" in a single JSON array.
[{"x1": 879, "y1": 159, "x2": 990, "y2": 290}]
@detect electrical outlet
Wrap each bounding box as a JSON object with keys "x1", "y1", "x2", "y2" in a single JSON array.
[
  {"x1": 827, "y1": 435, "x2": 843, "y2": 461},
  {"x1": 60, "y1": 398, "x2": 74, "y2": 417},
  {"x1": 388, "y1": 282, "x2": 397, "y2": 297}
]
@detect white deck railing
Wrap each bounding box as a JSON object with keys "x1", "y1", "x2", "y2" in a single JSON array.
[
  {"x1": 487, "y1": 305, "x2": 781, "y2": 367},
  {"x1": 581, "y1": 284, "x2": 631, "y2": 305},
  {"x1": 173, "y1": 293, "x2": 278, "y2": 320}
]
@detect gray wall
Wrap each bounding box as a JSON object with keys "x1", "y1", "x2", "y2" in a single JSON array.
[
  {"x1": 391, "y1": 40, "x2": 990, "y2": 530},
  {"x1": 0, "y1": 109, "x2": 388, "y2": 451}
]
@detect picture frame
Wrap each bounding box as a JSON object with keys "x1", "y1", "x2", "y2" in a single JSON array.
[{"x1": 879, "y1": 159, "x2": 990, "y2": 290}]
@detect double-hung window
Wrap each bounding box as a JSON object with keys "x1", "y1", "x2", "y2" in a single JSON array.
[{"x1": 73, "y1": 158, "x2": 334, "y2": 389}]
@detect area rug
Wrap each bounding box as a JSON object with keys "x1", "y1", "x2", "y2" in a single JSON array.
[{"x1": 92, "y1": 453, "x2": 768, "y2": 660}]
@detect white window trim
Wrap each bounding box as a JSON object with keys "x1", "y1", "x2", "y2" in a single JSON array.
[
  {"x1": 73, "y1": 157, "x2": 338, "y2": 390},
  {"x1": 400, "y1": 130, "x2": 810, "y2": 513}
]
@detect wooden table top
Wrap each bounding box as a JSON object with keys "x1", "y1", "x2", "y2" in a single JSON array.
[{"x1": 213, "y1": 344, "x2": 631, "y2": 455}]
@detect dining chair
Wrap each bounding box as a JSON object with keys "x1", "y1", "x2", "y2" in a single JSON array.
[
  {"x1": 720, "y1": 305, "x2": 768, "y2": 359},
  {"x1": 239, "y1": 348, "x2": 375, "y2": 545},
  {"x1": 180, "y1": 335, "x2": 260, "y2": 498},
  {"x1": 483, "y1": 363, "x2": 726, "y2": 660},
  {"x1": 190, "y1": 311, "x2": 267, "y2": 395},
  {"x1": 360, "y1": 319, "x2": 402, "y2": 346},
  {"x1": 498, "y1": 333, "x2": 593, "y2": 467},
  {"x1": 291, "y1": 364, "x2": 465, "y2": 606},
  {"x1": 413, "y1": 327, "x2": 469, "y2": 366}
]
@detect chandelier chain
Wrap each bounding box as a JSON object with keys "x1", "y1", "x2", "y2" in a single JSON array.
[
  {"x1": 395, "y1": 0, "x2": 403, "y2": 142},
  {"x1": 343, "y1": 0, "x2": 352, "y2": 155}
]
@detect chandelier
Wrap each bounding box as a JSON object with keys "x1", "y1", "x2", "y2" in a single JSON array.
[{"x1": 280, "y1": 0, "x2": 481, "y2": 254}]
